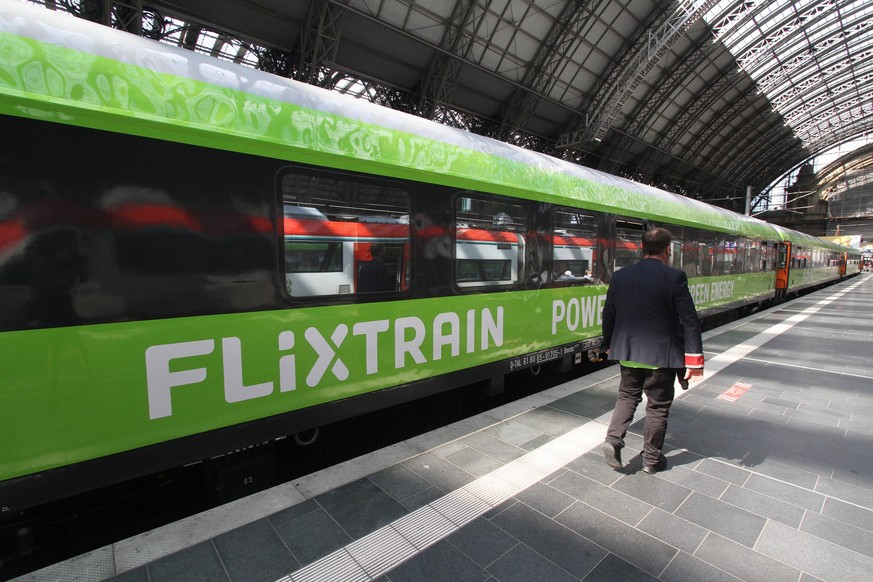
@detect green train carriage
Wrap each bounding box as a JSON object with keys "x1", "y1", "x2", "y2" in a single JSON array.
[{"x1": 0, "y1": 3, "x2": 856, "y2": 513}]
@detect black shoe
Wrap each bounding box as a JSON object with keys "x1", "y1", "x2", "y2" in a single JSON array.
[
  {"x1": 602, "y1": 443, "x2": 622, "y2": 469},
  {"x1": 642, "y1": 455, "x2": 667, "y2": 475}
]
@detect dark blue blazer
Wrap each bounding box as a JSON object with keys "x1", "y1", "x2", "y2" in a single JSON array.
[{"x1": 602, "y1": 258, "x2": 703, "y2": 369}]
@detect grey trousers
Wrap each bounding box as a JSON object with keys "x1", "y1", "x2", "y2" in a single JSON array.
[{"x1": 605, "y1": 365, "x2": 676, "y2": 465}]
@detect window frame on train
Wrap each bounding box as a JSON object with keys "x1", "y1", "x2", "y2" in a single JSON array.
[
  {"x1": 277, "y1": 167, "x2": 412, "y2": 299},
  {"x1": 452, "y1": 192, "x2": 527, "y2": 290},
  {"x1": 613, "y1": 218, "x2": 646, "y2": 272},
  {"x1": 551, "y1": 208, "x2": 601, "y2": 286}
]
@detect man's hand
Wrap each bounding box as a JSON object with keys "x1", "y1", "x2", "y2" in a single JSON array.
[{"x1": 684, "y1": 368, "x2": 704, "y2": 383}]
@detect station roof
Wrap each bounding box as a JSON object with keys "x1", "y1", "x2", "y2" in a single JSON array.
[{"x1": 29, "y1": 0, "x2": 873, "y2": 214}]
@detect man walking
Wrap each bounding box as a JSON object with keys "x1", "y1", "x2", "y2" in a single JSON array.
[{"x1": 601, "y1": 228, "x2": 704, "y2": 474}]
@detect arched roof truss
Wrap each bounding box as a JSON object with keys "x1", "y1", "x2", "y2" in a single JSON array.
[
  {"x1": 707, "y1": 0, "x2": 872, "y2": 153},
  {"x1": 558, "y1": 0, "x2": 719, "y2": 148}
]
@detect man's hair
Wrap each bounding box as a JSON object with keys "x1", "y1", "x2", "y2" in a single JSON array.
[
  {"x1": 370, "y1": 242, "x2": 385, "y2": 257},
  {"x1": 642, "y1": 227, "x2": 672, "y2": 256}
]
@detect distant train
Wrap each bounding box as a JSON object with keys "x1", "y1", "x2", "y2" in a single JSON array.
[{"x1": 0, "y1": 2, "x2": 859, "y2": 514}]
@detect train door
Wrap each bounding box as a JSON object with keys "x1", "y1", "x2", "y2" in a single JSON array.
[
  {"x1": 353, "y1": 235, "x2": 410, "y2": 293},
  {"x1": 775, "y1": 241, "x2": 791, "y2": 300}
]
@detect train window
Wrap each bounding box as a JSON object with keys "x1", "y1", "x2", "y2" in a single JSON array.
[
  {"x1": 279, "y1": 170, "x2": 411, "y2": 297},
  {"x1": 764, "y1": 241, "x2": 775, "y2": 270},
  {"x1": 454, "y1": 195, "x2": 526, "y2": 288},
  {"x1": 777, "y1": 243, "x2": 789, "y2": 269},
  {"x1": 669, "y1": 239, "x2": 683, "y2": 270},
  {"x1": 614, "y1": 220, "x2": 644, "y2": 270},
  {"x1": 700, "y1": 233, "x2": 721, "y2": 276},
  {"x1": 748, "y1": 240, "x2": 761, "y2": 272},
  {"x1": 553, "y1": 209, "x2": 599, "y2": 284},
  {"x1": 681, "y1": 231, "x2": 701, "y2": 278},
  {"x1": 722, "y1": 236, "x2": 738, "y2": 273},
  {"x1": 734, "y1": 237, "x2": 748, "y2": 273}
]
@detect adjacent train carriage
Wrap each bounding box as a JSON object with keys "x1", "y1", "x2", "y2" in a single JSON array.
[{"x1": 0, "y1": 3, "x2": 857, "y2": 513}]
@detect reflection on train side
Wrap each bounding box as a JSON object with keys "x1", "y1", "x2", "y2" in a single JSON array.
[
  {"x1": 553, "y1": 232, "x2": 600, "y2": 284},
  {"x1": 283, "y1": 209, "x2": 410, "y2": 297},
  {"x1": 455, "y1": 228, "x2": 523, "y2": 287}
]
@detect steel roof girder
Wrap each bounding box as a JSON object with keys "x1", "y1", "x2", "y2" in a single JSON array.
[
  {"x1": 615, "y1": 32, "x2": 724, "y2": 183},
  {"x1": 723, "y1": 120, "x2": 800, "y2": 181},
  {"x1": 759, "y1": 27, "x2": 873, "y2": 108},
  {"x1": 661, "y1": 71, "x2": 745, "y2": 153},
  {"x1": 747, "y1": 141, "x2": 811, "y2": 199},
  {"x1": 109, "y1": 0, "x2": 143, "y2": 35},
  {"x1": 730, "y1": 1, "x2": 840, "y2": 73},
  {"x1": 496, "y1": 0, "x2": 595, "y2": 135},
  {"x1": 416, "y1": 0, "x2": 485, "y2": 118},
  {"x1": 780, "y1": 59, "x2": 873, "y2": 120},
  {"x1": 678, "y1": 82, "x2": 761, "y2": 167},
  {"x1": 774, "y1": 62, "x2": 873, "y2": 117},
  {"x1": 295, "y1": 0, "x2": 347, "y2": 85},
  {"x1": 623, "y1": 33, "x2": 712, "y2": 141},
  {"x1": 523, "y1": 0, "x2": 598, "y2": 96},
  {"x1": 793, "y1": 91, "x2": 873, "y2": 144},
  {"x1": 557, "y1": 0, "x2": 719, "y2": 148},
  {"x1": 800, "y1": 106, "x2": 873, "y2": 152},
  {"x1": 751, "y1": 12, "x2": 873, "y2": 95},
  {"x1": 746, "y1": 139, "x2": 808, "y2": 190},
  {"x1": 701, "y1": 107, "x2": 776, "y2": 175},
  {"x1": 736, "y1": 1, "x2": 870, "y2": 77}
]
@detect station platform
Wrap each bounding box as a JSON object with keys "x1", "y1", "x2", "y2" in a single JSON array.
[{"x1": 15, "y1": 274, "x2": 873, "y2": 582}]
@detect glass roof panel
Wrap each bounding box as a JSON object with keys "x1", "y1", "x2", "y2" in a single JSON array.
[{"x1": 705, "y1": 0, "x2": 872, "y2": 150}]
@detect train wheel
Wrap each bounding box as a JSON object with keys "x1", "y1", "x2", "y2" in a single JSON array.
[{"x1": 293, "y1": 428, "x2": 320, "y2": 447}]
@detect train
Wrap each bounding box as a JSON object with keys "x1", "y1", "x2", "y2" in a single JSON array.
[{"x1": 0, "y1": 2, "x2": 860, "y2": 517}]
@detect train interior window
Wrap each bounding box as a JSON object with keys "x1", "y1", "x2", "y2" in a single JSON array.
[
  {"x1": 614, "y1": 220, "x2": 644, "y2": 270},
  {"x1": 669, "y1": 239, "x2": 684, "y2": 270},
  {"x1": 733, "y1": 237, "x2": 747, "y2": 273},
  {"x1": 748, "y1": 240, "x2": 762, "y2": 272},
  {"x1": 777, "y1": 243, "x2": 789, "y2": 269},
  {"x1": 681, "y1": 232, "x2": 701, "y2": 277},
  {"x1": 280, "y1": 171, "x2": 410, "y2": 297},
  {"x1": 553, "y1": 209, "x2": 599, "y2": 284},
  {"x1": 764, "y1": 241, "x2": 776, "y2": 270},
  {"x1": 454, "y1": 195, "x2": 526, "y2": 288},
  {"x1": 721, "y1": 236, "x2": 738, "y2": 273},
  {"x1": 797, "y1": 246, "x2": 807, "y2": 269},
  {"x1": 700, "y1": 233, "x2": 721, "y2": 276}
]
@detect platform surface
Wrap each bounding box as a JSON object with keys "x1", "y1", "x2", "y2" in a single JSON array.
[{"x1": 15, "y1": 274, "x2": 873, "y2": 582}]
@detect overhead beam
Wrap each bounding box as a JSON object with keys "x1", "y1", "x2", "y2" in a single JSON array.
[
  {"x1": 600, "y1": 31, "x2": 712, "y2": 176},
  {"x1": 416, "y1": 0, "x2": 485, "y2": 121},
  {"x1": 295, "y1": 0, "x2": 348, "y2": 85},
  {"x1": 557, "y1": 0, "x2": 719, "y2": 149},
  {"x1": 496, "y1": 0, "x2": 595, "y2": 139},
  {"x1": 108, "y1": 0, "x2": 143, "y2": 35}
]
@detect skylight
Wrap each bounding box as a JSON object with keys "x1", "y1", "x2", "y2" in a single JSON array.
[{"x1": 704, "y1": 0, "x2": 873, "y2": 150}]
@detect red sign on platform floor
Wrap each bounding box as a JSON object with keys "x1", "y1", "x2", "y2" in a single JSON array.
[{"x1": 717, "y1": 382, "x2": 751, "y2": 402}]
